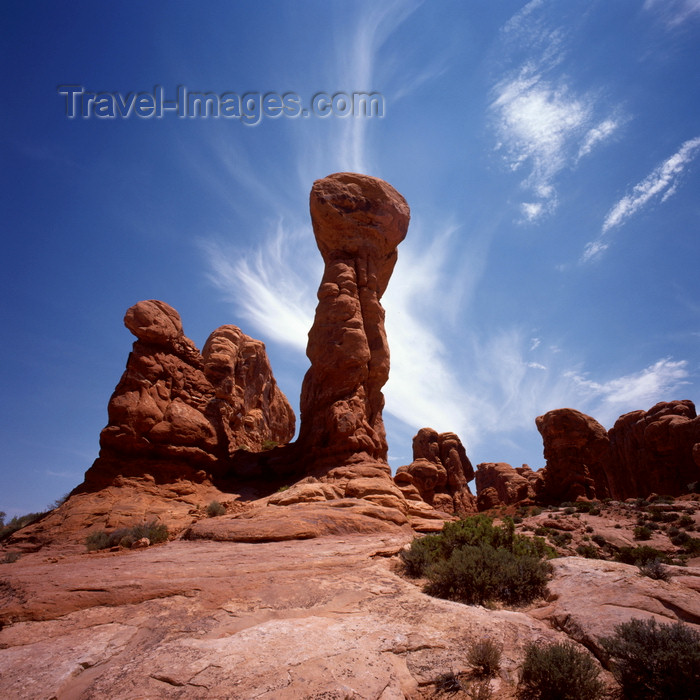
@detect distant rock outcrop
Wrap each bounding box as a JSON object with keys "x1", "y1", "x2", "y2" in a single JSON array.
[
  {"x1": 608, "y1": 400, "x2": 700, "y2": 499},
  {"x1": 394, "y1": 428, "x2": 477, "y2": 515},
  {"x1": 79, "y1": 299, "x2": 295, "y2": 492},
  {"x1": 536, "y1": 408, "x2": 611, "y2": 503},
  {"x1": 533, "y1": 401, "x2": 700, "y2": 503},
  {"x1": 296, "y1": 172, "x2": 409, "y2": 475},
  {"x1": 474, "y1": 462, "x2": 537, "y2": 511}
]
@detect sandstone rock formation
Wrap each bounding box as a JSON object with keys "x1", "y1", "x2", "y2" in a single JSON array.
[
  {"x1": 474, "y1": 462, "x2": 537, "y2": 511},
  {"x1": 535, "y1": 401, "x2": 700, "y2": 504},
  {"x1": 608, "y1": 400, "x2": 700, "y2": 499},
  {"x1": 296, "y1": 172, "x2": 410, "y2": 475},
  {"x1": 80, "y1": 299, "x2": 295, "y2": 491},
  {"x1": 394, "y1": 428, "x2": 477, "y2": 515},
  {"x1": 536, "y1": 408, "x2": 611, "y2": 503}
]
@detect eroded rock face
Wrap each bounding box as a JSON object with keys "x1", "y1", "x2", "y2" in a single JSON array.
[
  {"x1": 475, "y1": 462, "x2": 536, "y2": 511},
  {"x1": 536, "y1": 408, "x2": 611, "y2": 503},
  {"x1": 81, "y1": 300, "x2": 295, "y2": 491},
  {"x1": 297, "y1": 173, "x2": 410, "y2": 474},
  {"x1": 608, "y1": 400, "x2": 700, "y2": 499},
  {"x1": 394, "y1": 428, "x2": 477, "y2": 515}
]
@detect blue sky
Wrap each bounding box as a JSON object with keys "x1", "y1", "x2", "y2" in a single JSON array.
[{"x1": 2, "y1": 0, "x2": 699, "y2": 517}]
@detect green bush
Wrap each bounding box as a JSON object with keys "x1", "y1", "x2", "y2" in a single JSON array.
[
  {"x1": 576, "y1": 544, "x2": 599, "y2": 559},
  {"x1": 85, "y1": 520, "x2": 168, "y2": 551},
  {"x1": 591, "y1": 534, "x2": 606, "y2": 547},
  {"x1": 0, "y1": 511, "x2": 47, "y2": 541},
  {"x1": 424, "y1": 544, "x2": 551, "y2": 606},
  {"x1": 633, "y1": 525, "x2": 652, "y2": 541},
  {"x1": 468, "y1": 638, "x2": 502, "y2": 678},
  {"x1": 466, "y1": 678, "x2": 493, "y2": 700},
  {"x1": 615, "y1": 545, "x2": 670, "y2": 566},
  {"x1": 206, "y1": 500, "x2": 226, "y2": 517},
  {"x1": 601, "y1": 618, "x2": 700, "y2": 699},
  {"x1": 637, "y1": 559, "x2": 670, "y2": 581},
  {"x1": 401, "y1": 516, "x2": 553, "y2": 606},
  {"x1": 517, "y1": 641, "x2": 604, "y2": 700},
  {"x1": 677, "y1": 514, "x2": 694, "y2": 530}
]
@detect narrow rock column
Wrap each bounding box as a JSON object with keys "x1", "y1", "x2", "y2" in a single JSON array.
[{"x1": 297, "y1": 172, "x2": 410, "y2": 474}]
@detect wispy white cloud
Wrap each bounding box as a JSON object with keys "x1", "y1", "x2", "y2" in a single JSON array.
[
  {"x1": 602, "y1": 136, "x2": 700, "y2": 233},
  {"x1": 565, "y1": 358, "x2": 690, "y2": 426},
  {"x1": 492, "y1": 5, "x2": 623, "y2": 221},
  {"x1": 578, "y1": 118, "x2": 621, "y2": 159},
  {"x1": 581, "y1": 135, "x2": 700, "y2": 261},
  {"x1": 644, "y1": 0, "x2": 700, "y2": 27},
  {"x1": 201, "y1": 220, "x2": 318, "y2": 351}
]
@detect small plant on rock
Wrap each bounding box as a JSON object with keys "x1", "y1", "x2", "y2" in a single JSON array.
[
  {"x1": 468, "y1": 638, "x2": 501, "y2": 678},
  {"x1": 466, "y1": 679, "x2": 493, "y2": 700},
  {"x1": 517, "y1": 641, "x2": 604, "y2": 700},
  {"x1": 434, "y1": 671, "x2": 463, "y2": 693},
  {"x1": 637, "y1": 558, "x2": 670, "y2": 581},
  {"x1": 206, "y1": 500, "x2": 226, "y2": 517},
  {"x1": 601, "y1": 618, "x2": 700, "y2": 699}
]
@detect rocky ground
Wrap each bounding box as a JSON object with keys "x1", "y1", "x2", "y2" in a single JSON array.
[{"x1": 1, "y1": 497, "x2": 699, "y2": 699}]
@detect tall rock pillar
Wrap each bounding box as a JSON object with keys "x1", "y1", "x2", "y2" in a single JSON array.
[{"x1": 297, "y1": 172, "x2": 410, "y2": 475}]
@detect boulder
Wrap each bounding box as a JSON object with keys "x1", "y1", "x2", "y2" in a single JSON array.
[
  {"x1": 475, "y1": 462, "x2": 535, "y2": 511},
  {"x1": 395, "y1": 428, "x2": 476, "y2": 515},
  {"x1": 536, "y1": 408, "x2": 611, "y2": 503}
]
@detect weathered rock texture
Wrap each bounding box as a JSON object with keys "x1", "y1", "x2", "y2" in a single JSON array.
[
  {"x1": 474, "y1": 462, "x2": 538, "y2": 511},
  {"x1": 536, "y1": 408, "x2": 611, "y2": 503},
  {"x1": 394, "y1": 428, "x2": 477, "y2": 515},
  {"x1": 80, "y1": 300, "x2": 295, "y2": 492},
  {"x1": 296, "y1": 172, "x2": 409, "y2": 475},
  {"x1": 536, "y1": 401, "x2": 700, "y2": 503},
  {"x1": 608, "y1": 400, "x2": 700, "y2": 499},
  {"x1": 0, "y1": 533, "x2": 606, "y2": 699}
]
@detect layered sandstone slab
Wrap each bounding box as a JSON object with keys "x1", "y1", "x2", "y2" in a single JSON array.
[{"x1": 297, "y1": 173, "x2": 410, "y2": 474}]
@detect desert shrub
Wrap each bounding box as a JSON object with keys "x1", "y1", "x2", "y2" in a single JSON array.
[
  {"x1": 601, "y1": 618, "x2": 700, "y2": 699},
  {"x1": 677, "y1": 514, "x2": 694, "y2": 530},
  {"x1": 576, "y1": 544, "x2": 599, "y2": 559},
  {"x1": 1, "y1": 552, "x2": 21, "y2": 564},
  {"x1": 637, "y1": 559, "x2": 670, "y2": 581},
  {"x1": 517, "y1": 641, "x2": 604, "y2": 700},
  {"x1": 400, "y1": 533, "x2": 443, "y2": 577},
  {"x1": 615, "y1": 546, "x2": 670, "y2": 566},
  {"x1": 402, "y1": 516, "x2": 553, "y2": 606},
  {"x1": 206, "y1": 500, "x2": 226, "y2": 517},
  {"x1": 261, "y1": 439, "x2": 279, "y2": 451},
  {"x1": 591, "y1": 534, "x2": 606, "y2": 547},
  {"x1": 682, "y1": 536, "x2": 700, "y2": 555},
  {"x1": 686, "y1": 481, "x2": 699, "y2": 493},
  {"x1": 548, "y1": 531, "x2": 572, "y2": 548},
  {"x1": 564, "y1": 507, "x2": 576, "y2": 515},
  {"x1": 585, "y1": 525, "x2": 594, "y2": 533},
  {"x1": 467, "y1": 678, "x2": 493, "y2": 700},
  {"x1": 424, "y1": 544, "x2": 551, "y2": 606},
  {"x1": 574, "y1": 501, "x2": 598, "y2": 514},
  {"x1": 85, "y1": 521, "x2": 168, "y2": 551},
  {"x1": 468, "y1": 639, "x2": 502, "y2": 678},
  {"x1": 633, "y1": 525, "x2": 652, "y2": 541},
  {"x1": 0, "y1": 511, "x2": 47, "y2": 541},
  {"x1": 670, "y1": 531, "x2": 689, "y2": 547},
  {"x1": 434, "y1": 671, "x2": 463, "y2": 693}
]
